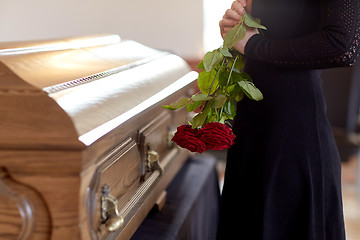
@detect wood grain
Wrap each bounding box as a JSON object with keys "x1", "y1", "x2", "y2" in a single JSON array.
[
  {"x1": 0, "y1": 35, "x2": 196, "y2": 240},
  {"x1": 87, "y1": 138, "x2": 142, "y2": 239},
  {"x1": 0, "y1": 150, "x2": 83, "y2": 239},
  {"x1": 0, "y1": 167, "x2": 51, "y2": 240}
]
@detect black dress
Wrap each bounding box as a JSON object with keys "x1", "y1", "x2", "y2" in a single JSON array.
[{"x1": 217, "y1": 0, "x2": 360, "y2": 239}]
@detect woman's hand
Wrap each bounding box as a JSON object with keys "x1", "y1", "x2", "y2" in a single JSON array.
[{"x1": 219, "y1": 0, "x2": 259, "y2": 54}]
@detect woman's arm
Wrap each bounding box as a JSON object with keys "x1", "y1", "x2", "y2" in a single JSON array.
[{"x1": 221, "y1": 0, "x2": 360, "y2": 69}]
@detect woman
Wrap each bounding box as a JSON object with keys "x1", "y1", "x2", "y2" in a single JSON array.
[{"x1": 217, "y1": 0, "x2": 360, "y2": 239}]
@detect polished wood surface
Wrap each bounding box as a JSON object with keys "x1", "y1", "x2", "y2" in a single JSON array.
[
  {"x1": 0, "y1": 149, "x2": 83, "y2": 239},
  {"x1": 0, "y1": 35, "x2": 197, "y2": 239},
  {"x1": 0, "y1": 168, "x2": 51, "y2": 240},
  {"x1": 0, "y1": 34, "x2": 194, "y2": 148}
]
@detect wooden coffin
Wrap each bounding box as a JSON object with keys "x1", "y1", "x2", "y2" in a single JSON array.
[{"x1": 0, "y1": 35, "x2": 198, "y2": 240}]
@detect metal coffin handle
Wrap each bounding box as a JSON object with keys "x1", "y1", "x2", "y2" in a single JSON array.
[
  {"x1": 98, "y1": 147, "x2": 179, "y2": 237},
  {"x1": 100, "y1": 185, "x2": 124, "y2": 232},
  {"x1": 146, "y1": 145, "x2": 163, "y2": 174}
]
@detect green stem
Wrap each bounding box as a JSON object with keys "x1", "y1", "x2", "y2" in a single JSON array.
[
  {"x1": 208, "y1": 58, "x2": 226, "y2": 96},
  {"x1": 219, "y1": 106, "x2": 225, "y2": 123},
  {"x1": 225, "y1": 55, "x2": 238, "y2": 92},
  {"x1": 219, "y1": 55, "x2": 238, "y2": 121}
]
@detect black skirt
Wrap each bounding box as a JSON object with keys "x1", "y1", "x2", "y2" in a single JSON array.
[
  {"x1": 216, "y1": 64, "x2": 346, "y2": 240},
  {"x1": 215, "y1": 0, "x2": 360, "y2": 238}
]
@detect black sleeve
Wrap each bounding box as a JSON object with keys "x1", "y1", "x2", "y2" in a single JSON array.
[{"x1": 244, "y1": 0, "x2": 360, "y2": 69}]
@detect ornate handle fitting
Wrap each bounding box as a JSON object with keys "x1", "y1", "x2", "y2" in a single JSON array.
[
  {"x1": 101, "y1": 185, "x2": 124, "y2": 232},
  {"x1": 146, "y1": 145, "x2": 163, "y2": 174}
]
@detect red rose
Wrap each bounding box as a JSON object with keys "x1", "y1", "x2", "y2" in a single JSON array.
[
  {"x1": 199, "y1": 122, "x2": 236, "y2": 151},
  {"x1": 171, "y1": 125, "x2": 206, "y2": 153}
]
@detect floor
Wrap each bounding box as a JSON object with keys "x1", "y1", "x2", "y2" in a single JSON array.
[{"x1": 210, "y1": 150, "x2": 360, "y2": 239}]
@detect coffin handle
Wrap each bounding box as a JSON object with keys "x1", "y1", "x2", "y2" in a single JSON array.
[
  {"x1": 100, "y1": 185, "x2": 124, "y2": 232},
  {"x1": 146, "y1": 145, "x2": 164, "y2": 174}
]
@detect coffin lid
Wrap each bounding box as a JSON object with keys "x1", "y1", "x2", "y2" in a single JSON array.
[{"x1": 0, "y1": 34, "x2": 197, "y2": 149}]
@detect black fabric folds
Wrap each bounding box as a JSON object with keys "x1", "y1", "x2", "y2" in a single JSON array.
[{"x1": 217, "y1": 0, "x2": 359, "y2": 239}]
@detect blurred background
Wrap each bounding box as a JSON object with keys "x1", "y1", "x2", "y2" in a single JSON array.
[
  {"x1": 0, "y1": 0, "x2": 359, "y2": 238},
  {"x1": 0, "y1": 0, "x2": 230, "y2": 59}
]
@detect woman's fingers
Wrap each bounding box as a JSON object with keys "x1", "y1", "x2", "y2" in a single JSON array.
[
  {"x1": 221, "y1": 18, "x2": 239, "y2": 28},
  {"x1": 224, "y1": 26, "x2": 234, "y2": 32},
  {"x1": 231, "y1": 1, "x2": 245, "y2": 15},
  {"x1": 237, "y1": 0, "x2": 247, "y2": 7},
  {"x1": 220, "y1": 15, "x2": 239, "y2": 37},
  {"x1": 220, "y1": 0, "x2": 247, "y2": 39},
  {"x1": 219, "y1": 20, "x2": 226, "y2": 38},
  {"x1": 219, "y1": 22, "x2": 236, "y2": 39},
  {"x1": 219, "y1": 0, "x2": 259, "y2": 54},
  {"x1": 224, "y1": 9, "x2": 242, "y2": 21},
  {"x1": 219, "y1": 9, "x2": 241, "y2": 37}
]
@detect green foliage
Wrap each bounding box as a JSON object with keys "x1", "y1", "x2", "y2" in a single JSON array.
[
  {"x1": 212, "y1": 92, "x2": 227, "y2": 108},
  {"x1": 244, "y1": 12, "x2": 267, "y2": 30},
  {"x1": 197, "y1": 66, "x2": 220, "y2": 95},
  {"x1": 192, "y1": 103, "x2": 211, "y2": 129},
  {"x1": 224, "y1": 21, "x2": 246, "y2": 49},
  {"x1": 203, "y1": 49, "x2": 224, "y2": 72},
  {"x1": 163, "y1": 97, "x2": 191, "y2": 110},
  {"x1": 191, "y1": 93, "x2": 213, "y2": 102},
  {"x1": 163, "y1": 11, "x2": 266, "y2": 128},
  {"x1": 219, "y1": 47, "x2": 233, "y2": 57},
  {"x1": 238, "y1": 81, "x2": 263, "y2": 101}
]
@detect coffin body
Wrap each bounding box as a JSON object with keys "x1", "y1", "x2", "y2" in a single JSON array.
[{"x1": 0, "y1": 35, "x2": 197, "y2": 239}]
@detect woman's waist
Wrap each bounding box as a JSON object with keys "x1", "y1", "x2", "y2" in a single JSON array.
[
  {"x1": 237, "y1": 74, "x2": 326, "y2": 115},
  {"x1": 244, "y1": 65, "x2": 322, "y2": 98}
]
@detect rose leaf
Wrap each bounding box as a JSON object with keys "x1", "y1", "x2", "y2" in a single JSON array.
[
  {"x1": 163, "y1": 97, "x2": 191, "y2": 110},
  {"x1": 203, "y1": 49, "x2": 224, "y2": 72},
  {"x1": 238, "y1": 81, "x2": 263, "y2": 101},
  {"x1": 212, "y1": 94, "x2": 227, "y2": 108},
  {"x1": 192, "y1": 105, "x2": 211, "y2": 129},
  {"x1": 197, "y1": 69, "x2": 219, "y2": 95},
  {"x1": 223, "y1": 21, "x2": 246, "y2": 49},
  {"x1": 220, "y1": 47, "x2": 233, "y2": 57},
  {"x1": 192, "y1": 93, "x2": 213, "y2": 102},
  {"x1": 244, "y1": 12, "x2": 267, "y2": 30}
]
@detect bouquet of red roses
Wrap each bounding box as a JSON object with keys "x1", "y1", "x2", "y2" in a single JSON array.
[{"x1": 164, "y1": 12, "x2": 266, "y2": 153}]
